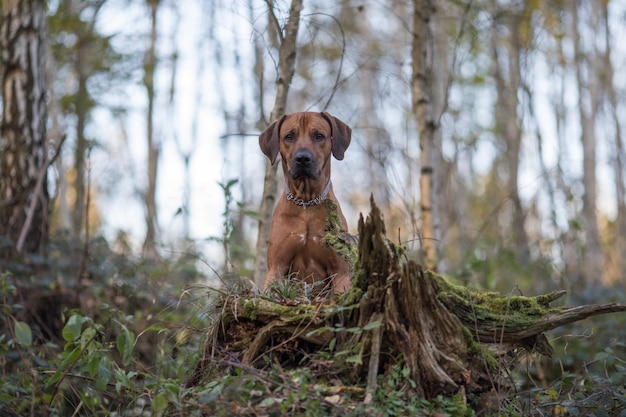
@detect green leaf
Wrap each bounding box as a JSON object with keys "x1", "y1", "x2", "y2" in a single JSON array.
[
  {"x1": 88, "y1": 356, "x2": 100, "y2": 377},
  {"x1": 567, "y1": 407, "x2": 580, "y2": 416},
  {"x1": 329, "y1": 337, "x2": 336, "y2": 352},
  {"x1": 152, "y1": 391, "x2": 169, "y2": 412},
  {"x1": 95, "y1": 357, "x2": 111, "y2": 391},
  {"x1": 60, "y1": 343, "x2": 82, "y2": 368},
  {"x1": 14, "y1": 320, "x2": 32, "y2": 347},
  {"x1": 345, "y1": 354, "x2": 362, "y2": 364},
  {"x1": 80, "y1": 327, "x2": 96, "y2": 348},
  {"x1": 363, "y1": 320, "x2": 382, "y2": 331},
  {"x1": 62, "y1": 314, "x2": 84, "y2": 342},
  {"x1": 259, "y1": 397, "x2": 282, "y2": 407},
  {"x1": 44, "y1": 369, "x2": 64, "y2": 391},
  {"x1": 114, "y1": 369, "x2": 138, "y2": 393},
  {"x1": 164, "y1": 381, "x2": 180, "y2": 395},
  {"x1": 346, "y1": 327, "x2": 362, "y2": 334},
  {"x1": 116, "y1": 323, "x2": 135, "y2": 366},
  {"x1": 306, "y1": 326, "x2": 331, "y2": 337}
]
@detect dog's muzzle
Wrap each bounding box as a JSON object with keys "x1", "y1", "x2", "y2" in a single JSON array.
[{"x1": 289, "y1": 149, "x2": 320, "y2": 180}]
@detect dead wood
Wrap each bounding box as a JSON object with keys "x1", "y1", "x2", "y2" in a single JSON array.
[{"x1": 188, "y1": 197, "x2": 626, "y2": 400}]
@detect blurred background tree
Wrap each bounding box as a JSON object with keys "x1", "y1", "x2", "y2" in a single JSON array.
[{"x1": 1, "y1": 0, "x2": 623, "y2": 293}]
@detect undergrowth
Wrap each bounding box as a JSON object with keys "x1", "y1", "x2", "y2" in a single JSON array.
[{"x1": 0, "y1": 236, "x2": 625, "y2": 416}]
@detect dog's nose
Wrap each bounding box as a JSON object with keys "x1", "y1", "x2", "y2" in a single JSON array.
[{"x1": 293, "y1": 149, "x2": 314, "y2": 165}]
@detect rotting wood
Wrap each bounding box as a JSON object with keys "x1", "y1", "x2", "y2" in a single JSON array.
[{"x1": 188, "y1": 196, "x2": 626, "y2": 400}]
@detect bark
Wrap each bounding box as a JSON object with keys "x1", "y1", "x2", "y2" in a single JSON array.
[
  {"x1": 411, "y1": 0, "x2": 439, "y2": 270},
  {"x1": 0, "y1": 0, "x2": 48, "y2": 257},
  {"x1": 188, "y1": 197, "x2": 626, "y2": 400},
  {"x1": 253, "y1": 0, "x2": 303, "y2": 288},
  {"x1": 142, "y1": 0, "x2": 160, "y2": 259},
  {"x1": 571, "y1": 2, "x2": 603, "y2": 285},
  {"x1": 349, "y1": 199, "x2": 476, "y2": 398}
]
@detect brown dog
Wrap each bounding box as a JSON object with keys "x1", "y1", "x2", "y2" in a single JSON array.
[{"x1": 259, "y1": 112, "x2": 352, "y2": 293}]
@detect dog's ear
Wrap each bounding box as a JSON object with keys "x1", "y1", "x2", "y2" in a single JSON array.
[
  {"x1": 259, "y1": 115, "x2": 286, "y2": 165},
  {"x1": 321, "y1": 112, "x2": 351, "y2": 160}
]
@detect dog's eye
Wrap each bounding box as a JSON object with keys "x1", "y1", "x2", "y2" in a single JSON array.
[
  {"x1": 314, "y1": 133, "x2": 325, "y2": 142},
  {"x1": 284, "y1": 133, "x2": 294, "y2": 142}
]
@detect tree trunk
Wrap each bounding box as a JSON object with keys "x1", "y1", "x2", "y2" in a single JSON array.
[
  {"x1": 355, "y1": 3, "x2": 392, "y2": 209},
  {"x1": 143, "y1": 0, "x2": 160, "y2": 259},
  {"x1": 552, "y1": 12, "x2": 574, "y2": 292},
  {"x1": 411, "y1": 0, "x2": 439, "y2": 270},
  {"x1": 71, "y1": 60, "x2": 89, "y2": 237},
  {"x1": 0, "y1": 0, "x2": 49, "y2": 258},
  {"x1": 348, "y1": 199, "x2": 482, "y2": 398},
  {"x1": 490, "y1": 3, "x2": 529, "y2": 262},
  {"x1": 601, "y1": 1, "x2": 626, "y2": 285},
  {"x1": 572, "y1": 1, "x2": 603, "y2": 285},
  {"x1": 253, "y1": 0, "x2": 303, "y2": 288}
]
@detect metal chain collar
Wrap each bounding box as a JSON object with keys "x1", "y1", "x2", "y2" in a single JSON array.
[{"x1": 284, "y1": 179, "x2": 331, "y2": 208}]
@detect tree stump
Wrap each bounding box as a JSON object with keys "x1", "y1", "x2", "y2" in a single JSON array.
[
  {"x1": 344, "y1": 197, "x2": 490, "y2": 399},
  {"x1": 187, "y1": 197, "x2": 626, "y2": 401}
]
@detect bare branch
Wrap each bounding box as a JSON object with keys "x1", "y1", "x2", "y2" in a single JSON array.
[{"x1": 16, "y1": 135, "x2": 67, "y2": 254}]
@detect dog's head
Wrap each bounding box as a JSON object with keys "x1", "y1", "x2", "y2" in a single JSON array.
[{"x1": 259, "y1": 112, "x2": 351, "y2": 181}]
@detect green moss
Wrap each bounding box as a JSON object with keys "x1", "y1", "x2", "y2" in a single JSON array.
[
  {"x1": 242, "y1": 298, "x2": 258, "y2": 320},
  {"x1": 322, "y1": 199, "x2": 357, "y2": 267},
  {"x1": 340, "y1": 286, "x2": 364, "y2": 307},
  {"x1": 450, "y1": 390, "x2": 472, "y2": 417},
  {"x1": 462, "y1": 327, "x2": 499, "y2": 372},
  {"x1": 238, "y1": 297, "x2": 318, "y2": 323},
  {"x1": 426, "y1": 269, "x2": 560, "y2": 331}
]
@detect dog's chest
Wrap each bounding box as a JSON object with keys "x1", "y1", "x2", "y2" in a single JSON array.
[
  {"x1": 289, "y1": 226, "x2": 324, "y2": 251},
  {"x1": 284, "y1": 210, "x2": 332, "y2": 259},
  {"x1": 287, "y1": 228, "x2": 337, "y2": 279}
]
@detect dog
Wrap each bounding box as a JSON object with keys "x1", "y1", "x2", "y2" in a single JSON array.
[{"x1": 259, "y1": 112, "x2": 352, "y2": 293}]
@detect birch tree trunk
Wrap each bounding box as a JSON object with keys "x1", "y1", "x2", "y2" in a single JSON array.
[
  {"x1": 253, "y1": 0, "x2": 303, "y2": 287},
  {"x1": 411, "y1": 0, "x2": 439, "y2": 270},
  {"x1": 0, "y1": 0, "x2": 48, "y2": 258},
  {"x1": 143, "y1": 0, "x2": 160, "y2": 259}
]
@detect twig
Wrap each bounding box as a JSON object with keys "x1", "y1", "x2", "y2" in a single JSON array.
[
  {"x1": 16, "y1": 134, "x2": 67, "y2": 254},
  {"x1": 264, "y1": 0, "x2": 284, "y2": 44},
  {"x1": 303, "y1": 12, "x2": 346, "y2": 111},
  {"x1": 437, "y1": 0, "x2": 474, "y2": 126}
]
